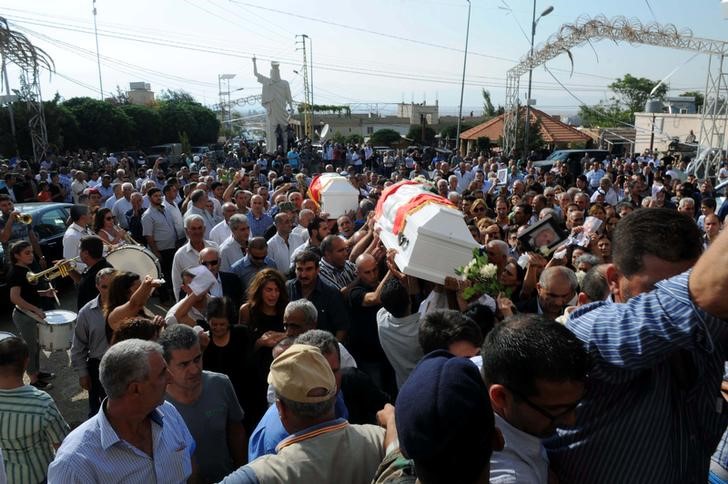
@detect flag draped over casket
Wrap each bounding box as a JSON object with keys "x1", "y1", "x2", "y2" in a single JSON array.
[
  {"x1": 307, "y1": 174, "x2": 359, "y2": 218},
  {"x1": 374, "y1": 181, "x2": 479, "y2": 284}
]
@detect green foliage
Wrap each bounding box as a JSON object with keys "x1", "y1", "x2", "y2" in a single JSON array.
[
  {"x1": 346, "y1": 134, "x2": 363, "y2": 144},
  {"x1": 407, "y1": 125, "x2": 436, "y2": 145},
  {"x1": 440, "y1": 123, "x2": 473, "y2": 139},
  {"x1": 63, "y1": 97, "x2": 134, "y2": 150},
  {"x1": 179, "y1": 131, "x2": 191, "y2": 154},
  {"x1": 120, "y1": 104, "x2": 161, "y2": 148},
  {"x1": 680, "y1": 91, "x2": 704, "y2": 111},
  {"x1": 608, "y1": 74, "x2": 667, "y2": 114},
  {"x1": 158, "y1": 89, "x2": 196, "y2": 104},
  {"x1": 476, "y1": 137, "x2": 491, "y2": 151},
  {"x1": 455, "y1": 248, "x2": 510, "y2": 300},
  {"x1": 297, "y1": 103, "x2": 351, "y2": 116},
  {"x1": 0, "y1": 92, "x2": 219, "y2": 157},
  {"x1": 369, "y1": 129, "x2": 402, "y2": 147},
  {"x1": 578, "y1": 101, "x2": 633, "y2": 128},
  {"x1": 482, "y1": 89, "x2": 495, "y2": 117}
]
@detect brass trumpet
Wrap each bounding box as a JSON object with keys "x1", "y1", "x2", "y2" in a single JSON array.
[
  {"x1": 15, "y1": 213, "x2": 32, "y2": 225},
  {"x1": 26, "y1": 257, "x2": 79, "y2": 283},
  {"x1": 114, "y1": 224, "x2": 139, "y2": 246}
]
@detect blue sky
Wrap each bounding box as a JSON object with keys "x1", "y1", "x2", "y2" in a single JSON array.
[{"x1": 1, "y1": 0, "x2": 726, "y2": 116}]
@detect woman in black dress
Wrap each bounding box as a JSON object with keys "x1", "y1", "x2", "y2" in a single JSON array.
[
  {"x1": 238, "y1": 268, "x2": 288, "y2": 427},
  {"x1": 203, "y1": 296, "x2": 255, "y2": 430},
  {"x1": 8, "y1": 241, "x2": 57, "y2": 388}
]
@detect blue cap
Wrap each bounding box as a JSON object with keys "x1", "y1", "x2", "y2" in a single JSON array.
[{"x1": 395, "y1": 350, "x2": 495, "y2": 483}]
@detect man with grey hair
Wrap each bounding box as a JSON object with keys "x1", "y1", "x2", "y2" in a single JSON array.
[
  {"x1": 210, "y1": 202, "x2": 239, "y2": 246},
  {"x1": 678, "y1": 196, "x2": 696, "y2": 218},
  {"x1": 219, "y1": 213, "x2": 250, "y2": 271},
  {"x1": 239, "y1": 341, "x2": 385, "y2": 482},
  {"x1": 486, "y1": 239, "x2": 510, "y2": 275},
  {"x1": 268, "y1": 211, "x2": 304, "y2": 273},
  {"x1": 48, "y1": 339, "x2": 196, "y2": 483},
  {"x1": 292, "y1": 208, "x2": 314, "y2": 243},
  {"x1": 160, "y1": 325, "x2": 246, "y2": 483},
  {"x1": 103, "y1": 182, "x2": 122, "y2": 209},
  {"x1": 517, "y1": 266, "x2": 578, "y2": 320},
  {"x1": 72, "y1": 267, "x2": 116, "y2": 416},
  {"x1": 111, "y1": 182, "x2": 134, "y2": 229},
  {"x1": 186, "y1": 189, "x2": 216, "y2": 239},
  {"x1": 172, "y1": 214, "x2": 218, "y2": 301}
]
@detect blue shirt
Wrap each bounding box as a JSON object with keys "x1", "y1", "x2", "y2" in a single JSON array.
[
  {"x1": 248, "y1": 392, "x2": 349, "y2": 461},
  {"x1": 230, "y1": 255, "x2": 276, "y2": 290},
  {"x1": 247, "y1": 212, "x2": 274, "y2": 238},
  {"x1": 544, "y1": 271, "x2": 728, "y2": 484},
  {"x1": 48, "y1": 400, "x2": 195, "y2": 484}
]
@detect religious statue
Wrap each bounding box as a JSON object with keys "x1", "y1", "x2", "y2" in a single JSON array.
[{"x1": 253, "y1": 57, "x2": 294, "y2": 154}]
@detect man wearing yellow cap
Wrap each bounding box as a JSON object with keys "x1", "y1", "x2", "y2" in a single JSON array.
[{"x1": 220, "y1": 344, "x2": 387, "y2": 484}]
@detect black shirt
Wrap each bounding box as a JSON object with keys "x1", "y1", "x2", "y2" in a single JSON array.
[
  {"x1": 347, "y1": 282, "x2": 387, "y2": 362},
  {"x1": 8, "y1": 264, "x2": 42, "y2": 308}
]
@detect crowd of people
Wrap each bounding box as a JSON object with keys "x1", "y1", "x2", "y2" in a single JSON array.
[{"x1": 0, "y1": 141, "x2": 728, "y2": 483}]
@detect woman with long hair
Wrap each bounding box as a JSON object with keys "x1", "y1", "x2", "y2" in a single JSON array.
[
  {"x1": 239, "y1": 268, "x2": 288, "y2": 349},
  {"x1": 93, "y1": 207, "x2": 127, "y2": 247},
  {"x1": 104, "y1": 271, "x2": 161, "y2": 341},
  {"x1": 7, "y1": 241, "x2": 57, "y2": 388}
]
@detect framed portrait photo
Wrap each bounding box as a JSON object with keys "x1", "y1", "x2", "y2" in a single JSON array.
[{"x1": 518, "y1": 215, "x2": 566, "y2": 255}]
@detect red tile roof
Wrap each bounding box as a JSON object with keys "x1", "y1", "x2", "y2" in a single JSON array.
[{"x1": 460, "y1": 107, "x2": 591, "y2": 144}]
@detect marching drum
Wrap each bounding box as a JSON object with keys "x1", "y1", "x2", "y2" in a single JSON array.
[
  {"x1": 106, "y1": 245, "x2": 162, "y2": 279},
  {"x1": 39, "y1": 310, "x2": 76, "y2": 352}
]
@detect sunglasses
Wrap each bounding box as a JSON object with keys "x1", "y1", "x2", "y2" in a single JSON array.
[
  {"x1": 201, "y1": 259, "x2": 219, "y2": 267},
  {"x1": 105, "y1": 216, "x2": 115, "y2": 221}
]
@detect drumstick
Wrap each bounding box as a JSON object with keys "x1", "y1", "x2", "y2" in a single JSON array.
[{"x1": 47, "y1": 280, "x2": 61, "y2": 307}]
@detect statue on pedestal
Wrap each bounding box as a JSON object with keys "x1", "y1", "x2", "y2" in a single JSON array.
[{"x1": 253, "y1": 57, "x2": 293, "y2": 154}]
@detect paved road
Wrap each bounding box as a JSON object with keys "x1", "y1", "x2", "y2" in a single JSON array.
[{"x1": 1, "y1": 286, "x2": 168, "y2": 429}]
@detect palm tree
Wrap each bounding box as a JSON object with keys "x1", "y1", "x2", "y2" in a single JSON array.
[{"x1": 0, "y1": 16, "x2": 54, "y2": 157}]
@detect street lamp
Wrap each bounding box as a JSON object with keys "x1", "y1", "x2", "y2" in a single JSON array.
[
  {"x1": 218, "y1": 73, "x2": 236, "y2": 133},
  {"x1": 455, "y1": 0, "x2": 471, "y2": 156},
  {"x1": 523, "y1": 3, "x2": 553, "y2": 158}
]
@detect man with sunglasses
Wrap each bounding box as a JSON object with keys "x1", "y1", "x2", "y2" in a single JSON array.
[
  {"x1": 481, "y1": 314, "x2": 589, "y2": 483},
  {"x1": 199, "y1": 247, "x2": 242, "y2": 310}
]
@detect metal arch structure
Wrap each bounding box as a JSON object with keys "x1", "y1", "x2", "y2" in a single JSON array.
[{"x1": 503, "y1": 15, "x2": 728, "y2": 176}]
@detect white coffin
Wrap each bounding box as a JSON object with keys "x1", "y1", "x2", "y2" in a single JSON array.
[
  {"x1": 318, "y1": 174, "x2": 360, "y2": 219},
  {"x1": 376, "y1": 183, "x2": 478, "y2": 284}
]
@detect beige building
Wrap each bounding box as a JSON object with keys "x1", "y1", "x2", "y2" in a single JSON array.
[
  {"x1": 633, "y1": 112, "x2": 703, "y2": 153},
  {"x1": 127, "y1": 82, "x2": 155, "y2": 106}
]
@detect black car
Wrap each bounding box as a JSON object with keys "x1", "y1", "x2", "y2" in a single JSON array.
[{"x1": 0, "y1": 202, "x2": 75, "y2": 283}]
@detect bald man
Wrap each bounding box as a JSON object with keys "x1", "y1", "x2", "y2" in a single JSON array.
[{"x1": 248, "y1": 194, "x2": 274, "y2": 238}]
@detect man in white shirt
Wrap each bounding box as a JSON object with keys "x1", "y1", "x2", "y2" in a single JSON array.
[
  {"x1": 185, "y1": 189, "x2": 217, "y2": 239},
  {"x1": 104, "y1": 183, "x2": 122, "y2": 209},
  {"x1": 267, "y1": 212, "x2": 304, "y2": 273},
  {"x1": 171, "y1": 214, "x2": 218, "y2": 301},
  {"x1": 63, "y1": 205, "x2": 93, "y2": 283},
  {"x1": 71, "y1": 171, "x2": 88, "y2": 204},
  {"x1": 112, "y1": 183, "x2": 134, "y2": 229},
  {"x1": 219, "y1": 214, "x2": 250, "y2": 272},
  {"x1": 210, "y1": 202, "x2": 237, "y2": 245},
  {"x1": 162, "y1": 184, "x2": 184, "y2": 245},
  {"x1": 482, "y1": 314, "x2": 588, "y2": 483}
]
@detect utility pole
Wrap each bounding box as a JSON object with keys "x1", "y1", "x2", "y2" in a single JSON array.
[
  {"x1": 296, "y1": 34, "x2": 312, "y2": 140},
  {"x1": 92, "y1": 0, "x2": 103, "y2": 99},
  {"x1": 455, "y1": 0, "x2": 471, "y2": 154}
]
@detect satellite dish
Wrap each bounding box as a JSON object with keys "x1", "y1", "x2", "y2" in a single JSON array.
[{"x1": 320, "y1": 124, "x2": 330, "y2": 141}]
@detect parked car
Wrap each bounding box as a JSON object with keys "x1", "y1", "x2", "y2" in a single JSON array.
[
  {"x1": 0, "y1": 202, "x2": 74, "y2": 286},
  {"x1": 533, "y1": 149, "x2": 611, "y2": 176}
]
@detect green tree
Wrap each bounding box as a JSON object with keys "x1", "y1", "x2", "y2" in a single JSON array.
[
  {"x1": 346, "y1": 134, "x2": 363, "y2": 144},
  {"x1": 159, "y1": 89, "x2": 196, "y2": 104},
  {"x1": 369, "y1": 128, "x2": 402, "y2": 146},
  {"x1": 680, "y1": 91, "x2": 704, "y2": 112},
  {"x1": 482, "y1": 89, "x2": 495, "y2": 117},
  {"x1": 578, "y1": 101, "x2": 633, "y2": 128},
  {"x1": 120, "y1": 104, "x2": 161, "y2": 147},
  {"x1": 62, "y1": 97, "x2": 134, "y2": 149},
  {"x1": 440, "y1": 123, "x2": 473, "y2": 139},
  {"x1": 609, "y1": 74, "x2": 667, "y2": 114},
  {"x1": 407, "y1": 125, "x2": 436, "y2": 145}
]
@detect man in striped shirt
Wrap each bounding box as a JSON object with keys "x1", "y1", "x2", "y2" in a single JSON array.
[
  {"x1": 318, "y1": 234, "x2": 357, "y2": 291},
  {"x1": 0, "y1": 332, "x2": 69, "y2": 484},
  {"x1": 545, "y1": 208, "x2": 728, "y2": 483}
]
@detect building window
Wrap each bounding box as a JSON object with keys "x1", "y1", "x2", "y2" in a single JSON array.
[
  {"x1": 367, "y1": 127, "x2": 374, "y2": 135},
  {"x1": 679, "y1": 108, "x2": 688, "y2": 114}
]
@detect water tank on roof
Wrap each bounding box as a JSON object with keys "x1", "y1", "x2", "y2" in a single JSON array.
[
  {"x1": 644, "y1": 99, "x2": 663, "y2": 113},
  {"x1": 129, "y1": 82, "x2": 151, "y2": 91}
]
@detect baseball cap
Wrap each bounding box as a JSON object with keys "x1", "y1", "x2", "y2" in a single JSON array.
[
  {"x1": 395, "y1": 350, "x2": 496, "y2": 483},
  {"x1": 268, "y1": 344, "x2": 336, "y2": 403}
]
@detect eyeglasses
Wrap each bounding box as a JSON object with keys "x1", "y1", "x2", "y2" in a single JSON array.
[
  {"x1": 105, "y1": 216, "x2": 114, "y2": 221},
  {"x1": 508, "y1": 386, "x2": 581, "y2": 425},
  {"x1": 201, "y1": 259, "x2": 219, "y2": 267}
]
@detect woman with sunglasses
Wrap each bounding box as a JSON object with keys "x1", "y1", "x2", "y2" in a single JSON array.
[
  {"x1": 93, "y1": 207, "x2": 127, "y2": 248},
  {"x1": 8, "y1": 241, "x2": 57, "y2": 388}
]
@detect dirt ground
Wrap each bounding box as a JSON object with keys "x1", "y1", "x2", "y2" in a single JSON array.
[{"x1": 0, "y1": 287, "x2": 168, "y2": 429}]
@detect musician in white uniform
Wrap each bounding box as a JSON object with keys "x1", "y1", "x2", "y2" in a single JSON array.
[{"x1": 63, "y1": 205, "x2": 92, "y2": 284}]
